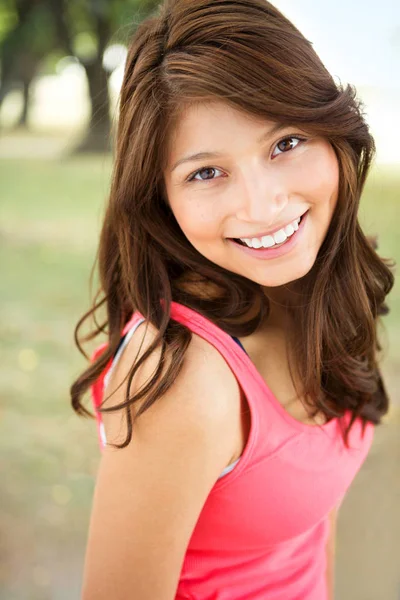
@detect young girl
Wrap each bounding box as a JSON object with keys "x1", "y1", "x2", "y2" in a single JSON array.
[{"x1": 71, "y1": 0, "x2": 395, "y2": 598}]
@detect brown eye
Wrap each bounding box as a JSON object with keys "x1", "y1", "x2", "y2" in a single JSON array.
[
  {"x1": 278, "y1": 138, "x2": 295, "y2": 152},
  {"x1": 197, "y1": 168, "x2": 216, "y2": 180},
  {"x1": 188, "y1": 167, "x2": 223, "y2": 183},
  {"x1": 272, "y1": 135, "x2": 306, "y2": 158}
]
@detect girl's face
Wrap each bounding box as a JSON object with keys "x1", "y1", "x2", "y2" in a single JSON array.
[{"x1": 163, "y1": 101, "x2": 339, "y2": 289}]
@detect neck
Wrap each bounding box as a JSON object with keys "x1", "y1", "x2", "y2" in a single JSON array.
[{"x1": 261, "y1": 284, "x2": 302, "y2": 331}]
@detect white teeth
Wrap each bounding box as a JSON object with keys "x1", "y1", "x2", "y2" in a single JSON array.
[
  {"x1": 273, "y1": 229, "x2": 287, "y2": 244},
  {"x1": 251, "y1": 238, "x2": 262, "y2": 248},
  {"x1": 240, "y1": 215, "x2": 303, "y2": 248},
  {"x1": 284, "y1": 224, "x2": 295, "y2": 236},
  {"x1": 260, "y1": 234, "x2": 275, "y2": 248}
]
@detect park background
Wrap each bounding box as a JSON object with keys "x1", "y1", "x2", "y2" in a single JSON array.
[{"x1": 0, "y1": 0, "x2": 399, "y2": 598}]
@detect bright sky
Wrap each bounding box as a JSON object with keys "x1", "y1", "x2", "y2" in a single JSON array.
[
  {"x1": 273, "y1": 0, "x2": 400, "y2": 89},
  {"x1": 271, "y1": 0, "x2": 400, "y2": 164}
]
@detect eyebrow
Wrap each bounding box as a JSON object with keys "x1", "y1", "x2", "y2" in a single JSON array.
[{"x1": 170, "y1": 122, "x2": 289, "y2": 173}]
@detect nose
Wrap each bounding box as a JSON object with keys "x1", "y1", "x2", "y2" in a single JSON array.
[{"x1": 234, "y1": 167, "x2": 289, "y2": 225}]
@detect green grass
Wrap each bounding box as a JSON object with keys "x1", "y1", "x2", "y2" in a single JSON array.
[
  {"x1": 358, "y1": 164, "x2": 400, "y2": 359},
  {"x1": 0, "y1": 155, "x2": 113, "y2": 599},
  {"x1": 0, "y1": 156, "x2": 399, "y2": 599}
]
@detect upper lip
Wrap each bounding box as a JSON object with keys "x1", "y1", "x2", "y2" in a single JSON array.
[{"x1": 231, "y1": 210, "x2": 308, "y2": 240}]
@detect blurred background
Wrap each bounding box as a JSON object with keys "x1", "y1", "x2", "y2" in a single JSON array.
[{"x1": 0, "y1": 0, "x2": 399, "y2": 599}]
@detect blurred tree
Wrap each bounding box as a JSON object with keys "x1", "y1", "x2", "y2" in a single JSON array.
[
  {"x1": 47, "y1": 0, "x2": 161, "y2": 152},
  {"x1": 0, "y1": 0, "x2": 160, "y2": 150},
  {"x1": 0, "y1": 0, "x2": 55, "y2": 128}
]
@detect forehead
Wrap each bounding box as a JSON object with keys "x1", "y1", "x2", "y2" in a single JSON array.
[
  {"x1": 166, "y1": 101, "x2": 278, "y2": 163},
  {"x1": 171, "y1": 101, "x2": 272, "y2": 139}
]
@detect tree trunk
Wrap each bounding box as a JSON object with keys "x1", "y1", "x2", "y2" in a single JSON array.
[
  {"x1": 16, "y1": 78, "x2": 31, "y2": 128},
  {"x1": 75, "y1": 59, "x2": 111, "y2": 153}
]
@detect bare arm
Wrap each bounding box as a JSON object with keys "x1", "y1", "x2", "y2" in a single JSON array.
[{"x1": 82, "y1": 323, "x2": 241, "y2": 600}]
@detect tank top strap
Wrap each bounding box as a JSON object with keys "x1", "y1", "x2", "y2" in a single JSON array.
[
  {"x1": 231, "y1": 336, "x2": 247, "y2": 354},
  {"x1": 90, "y1": 313, "x2": 146, "y2": 449}
]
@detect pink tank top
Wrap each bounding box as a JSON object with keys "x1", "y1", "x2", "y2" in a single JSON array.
[{"x1": 91, "y1": 300, "x2": 375, "y2": 599}]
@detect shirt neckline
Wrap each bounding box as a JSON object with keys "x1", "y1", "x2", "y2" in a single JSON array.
[{"x1": 168, "y1": 300, "x2": 341, "y2": 434}]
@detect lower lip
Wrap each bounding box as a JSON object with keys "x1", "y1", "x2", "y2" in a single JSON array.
[{"x1": 227, "y1": 210, "x2": 309, "y2": 260}]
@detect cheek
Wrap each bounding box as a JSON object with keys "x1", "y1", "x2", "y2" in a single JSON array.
[
  {"x1": 298, "y1": 146, "x2": 339, "y2": 207},
  {"x1": 173, "y1": 198, "x2": 224, "y2": 241}
]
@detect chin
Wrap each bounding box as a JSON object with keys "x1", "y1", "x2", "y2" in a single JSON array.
[{"x1": 250, "y1": 254, "x2": 317, "y2": 288}]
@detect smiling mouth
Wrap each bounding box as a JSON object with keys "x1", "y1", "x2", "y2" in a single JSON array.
[{"x1": 230, "y1": 211, "x2": 307, "y2": 247}]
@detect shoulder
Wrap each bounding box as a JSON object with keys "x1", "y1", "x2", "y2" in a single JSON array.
[
  {"x1": 83, "y1": 319, "x2": 243, "y2": 599},
  {"x1": 103, "y1": 317, "x2": 242, "y2": 457}
]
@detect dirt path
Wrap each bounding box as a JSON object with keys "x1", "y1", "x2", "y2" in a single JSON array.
[{"x1": 336, "y1": 400, "x2": 400, "y2": 599}]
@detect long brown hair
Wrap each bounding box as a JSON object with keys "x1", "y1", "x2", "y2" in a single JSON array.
[{"x1": 71, "y1": 0, "x2": 395, "y2": 449}]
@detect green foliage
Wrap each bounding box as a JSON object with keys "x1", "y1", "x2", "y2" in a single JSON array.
[
  {"x1": 63, "y1": 0, "x2": 161, "y2": 53},
  {"x1": 25, "y1": 4, "x2": 58, "y2": 55},
  {"x1": 73, "y1": 30, "x2": 99, "y2": 60},
  {"x1": 39, "y1": 49, "x2": 66, "y2": 75},
  {"x1": 0, "y1": 1, "x2": 18, "y2": 42},
  {"x1": 0, "y1": 0, "x2": 161, "y2": 64}
]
